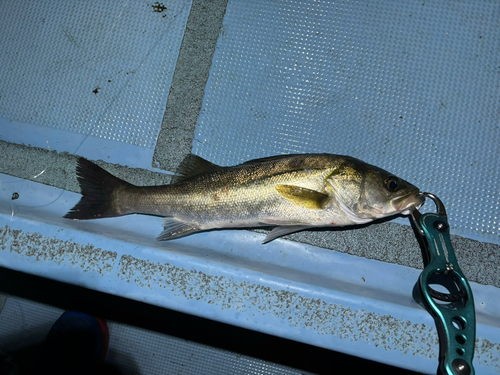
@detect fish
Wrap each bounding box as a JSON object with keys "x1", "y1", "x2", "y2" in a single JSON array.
[{"x1": 64, "y1": 154, "x2": 424, "y2": 243}]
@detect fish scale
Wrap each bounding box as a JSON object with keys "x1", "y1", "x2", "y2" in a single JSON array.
[{"x1": 65, "y1": 154, "x2": 424, "y2": 243}]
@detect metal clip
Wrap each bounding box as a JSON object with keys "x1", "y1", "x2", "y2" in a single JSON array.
[{"x1": 409, "y1": 193, "x2": 476, "y2": 375}]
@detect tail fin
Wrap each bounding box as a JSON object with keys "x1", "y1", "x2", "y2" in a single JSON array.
[{"x1": 64, "y1": 157, "x2": 134, "y2": 220}]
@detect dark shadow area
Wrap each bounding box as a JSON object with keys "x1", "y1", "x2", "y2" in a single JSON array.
[
  {"x1": 0, "y1": 321, "x2": 131, "y2": 375},
  {"x1": 1, "y1": 339, "x2": 128, "y2": 375},
  {"x1": 0, "y1": 267, "x2": 423, "y2": 375}
]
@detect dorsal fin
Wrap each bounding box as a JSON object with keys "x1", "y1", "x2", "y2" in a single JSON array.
[
  {"x1": 172, "y1": 154, "x2": 223, "y2": 183},
  {"x1": 242, "y1": 154, "x2": 296, "y2": 165},
  {"x1": 242, "y1": 153, "x2": 330, "y2": 165}
]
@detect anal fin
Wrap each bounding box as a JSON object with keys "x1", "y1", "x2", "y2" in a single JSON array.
[{"x1": 157, "y1": 217, "x2": 201, "y2": 241}]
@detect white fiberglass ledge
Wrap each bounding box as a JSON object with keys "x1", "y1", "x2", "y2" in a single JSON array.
[{"x1": 0, "y1": 173, "x2": 499, "y2": 375}]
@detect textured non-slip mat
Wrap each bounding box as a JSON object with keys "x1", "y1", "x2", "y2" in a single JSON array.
[
  {"x1": 0, "y1": 0, "x2": 192, "y2": 149},
  {"x1": 193, "y1": 0, "x2": 500, "y2": 245}
]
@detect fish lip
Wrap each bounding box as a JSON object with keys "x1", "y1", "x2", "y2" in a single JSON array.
[{"x1": 391, "y1": 190, "x2": 425, "y2": 212}]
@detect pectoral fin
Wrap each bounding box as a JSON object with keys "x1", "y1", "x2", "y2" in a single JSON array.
[
  {"x1": 275, "y1": 185, "x2": 328, "y2": 209},
  {"x1": 157, "y1": 218, "x2": 201, "y2": 240}
]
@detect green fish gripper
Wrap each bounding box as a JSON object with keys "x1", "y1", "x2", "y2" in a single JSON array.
[{"x1": 410, "y1": 194, "x2": 476, "y2": 375}]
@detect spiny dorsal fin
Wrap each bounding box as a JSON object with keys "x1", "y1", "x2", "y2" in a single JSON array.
[
  {"x1": 172, "y1": 154, "x2": 223, "y2": 183},
  {"x1": 242, "y1": 154, "x2": 296, "y2": 165},
  {"x1": 275, "y1": 184, "x2": 328, "y2": 209},
  {"x1": 242, "y1": 153, "x2": 330, "y2": 165}
]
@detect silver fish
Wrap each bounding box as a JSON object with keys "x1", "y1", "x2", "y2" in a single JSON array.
[{"x1": 65, "y1": 154, "x2": 424, "y2": 243}]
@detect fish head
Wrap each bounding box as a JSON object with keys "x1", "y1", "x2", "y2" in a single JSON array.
[{"x1": 326, "y1": 159, "x2": 424, "y2": 223}]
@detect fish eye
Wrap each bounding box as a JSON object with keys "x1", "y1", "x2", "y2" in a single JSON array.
[{"x1": 385, "y1": 177, "x2": 400, "y2": 192}]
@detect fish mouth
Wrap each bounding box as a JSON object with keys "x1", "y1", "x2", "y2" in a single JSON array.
[{"x1": 391, "y1": 190, "x2": 425, "y2": 213}]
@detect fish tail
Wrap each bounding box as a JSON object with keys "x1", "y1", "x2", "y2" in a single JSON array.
[{"x1": 64, "y1": 157, "x2": 134, "y2": 220}]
